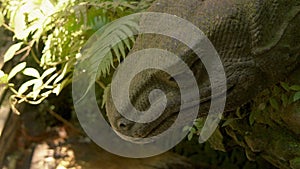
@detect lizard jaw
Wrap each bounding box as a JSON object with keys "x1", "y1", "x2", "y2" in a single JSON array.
[
  {"x1": 107, "y1": 90, "x2": 182, "y2": 139},
  {"x1": 111, "y1": 113, "x2": 178, "y2": 144}
]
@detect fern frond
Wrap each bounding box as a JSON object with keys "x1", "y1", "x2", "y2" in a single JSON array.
[{"x1": 75, "y1": 14, "x2": 140, "y2": 96}]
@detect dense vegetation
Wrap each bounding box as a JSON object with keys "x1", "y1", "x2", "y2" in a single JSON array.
[
  {"x1": 0, "y1": 0, "x2": 153, "y2": 107},
  {"x1": 0, "y1": 0, "x2": 300, "y2": 168}
]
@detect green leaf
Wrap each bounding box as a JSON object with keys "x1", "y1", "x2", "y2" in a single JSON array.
[
  {"x1": 273, "y1": 85, "x2": 281, "y2": 96},
  {"x1": 112, "y1": 45, "x2": 122, "y2": 63},
  {"x1": 182, "y1": 126, "x2": 191, "y2": 132},
  {"x1": 53, "y1": 63, "x2": 68, "y2": 84},
  {"x1": 0, "y1": 70, "x2": 8, "y2": 84},
  {"x1": 40, "y1": 0, "x2": 55, "y2": 16},
  {"x1": 249, "y1": 112, "x2": 255, "y2": 126},
  {"x1": 4, "y1": 42, "x2": 24, "y2": 63},
  {"x1": 14, "y1": 6, "x2": 29, "y2": 40},
  {"x1": 281, "y1": 94, "x2": 289, "y2": 107},
  {"x1": 43, "y1": 73, "x2": 58, "y2": 87},
  {"x1": 98, "y1": 51, "x2": 113, "y2": 76},
  {"x1": 101, "y1": 84, "x2": 111, "y2": 108},
  {"x1": 18, "y1": 79, "x2": 38, "y2": 95},
  {"x1": 222, "y1": 118, "x2": 237, "y2": 127},
  {"x1": 32, "y1": 79, "x2": 43, "y2": 100},
  {"x1": 53, "y1": 77, "x2": 70, "y2": 95},
  {"x1": 187, "y1": 132, "x2": 193, "y2": 141},
  {"x1": 289, "y1": 94, "x2": 295, "y2": 104},
  {"x1": 79, "y1": 15, "x2": 138, "y2": 98},
  {"x1": 258, "y1": 103, "x2": 266, "y2": 111},
  {"x1": 41, "y1": 67, "x2": 56, "y2": 79},
  {"x1": 193, "y1": 118, "x2": 205, "y2": 130},
  {"x1": 190, "y1": 127, "x2": 196, "y2": 133},
  {"x1": 207, "y1": 128, "x2": 226, "y2": 152},
  {"x1": 0, "y1": 70, "x2": 4, "y2": 77},
  {"x1": 53, "y1": 83, "x2": 61, "y2": 96},
  {"x1": 269, "y1": 98, "x2": 279, "y2": 111},
  {"x1": 122, "y1": 38, "x2": 132, "y2": 51},
  {"x1": 293, "y1": 92, "x2": 300, "y2": 102},
  {"x1": 118, "y1": 39, "x2": 127, "y2": 58},
  {"x1": 280, "y1": 82, "x2": 290, "y2": 92},
  {"x1": 23, "y1": 68, "x2": 40, "y2": 78},
  {"x1": 290, "y1": 157, "x2": 300, "y2": 169},
  {"x1": 8, "y1": 62, "x2": 26, "y2": 80},
  {"x1": 290, "y1": 85, "x2": 300, "y2": 91},
  {"x1": 0, "y1": 11, "x2": 4, "y2": 27}
]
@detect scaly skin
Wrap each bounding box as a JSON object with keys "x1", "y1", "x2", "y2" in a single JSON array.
[{"x1": 106, "y1": 0, "x2": 300, "y2": 139}]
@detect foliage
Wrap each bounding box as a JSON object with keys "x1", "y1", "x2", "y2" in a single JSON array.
[
  {"x1": 174, "y1": 137, "x2": 274, "y2": 169},
  {"x1": 0, "y1": 0, "x2": 153, "y2": 108},
  {"x1": 187, "y1": 79, "x2": 300, "y2": 138},
  {"x1": 186, "y1": 78, "x2": 300, "y2": 168}
]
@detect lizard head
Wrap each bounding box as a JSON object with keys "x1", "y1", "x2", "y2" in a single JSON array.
[
  {"x1": 105, "y1": 38, "x2": 222, "y2": 141},
  {"x1": 106, "y1": 68, "x2": 183, "y2": 139},
  {"x1": 105, "y1": 0, "x2": 300, "y2": 141}
]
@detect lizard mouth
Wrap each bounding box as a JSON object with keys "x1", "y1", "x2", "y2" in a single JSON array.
[
  {"x1": 108, "y1": 77, "x2": 230, "y2": 141},
  {"x1": 130, "y1": 84, "x2": 231, "y2": 139},
  {"x1": 127, "y1": 105, "x2": 180, "y2": 138},
  {"x1": 129, "y1": 98, "x2": 202, "y2": 139},
  {"x1": 112, "y1": 112, "x2": 179, "y2": 144},
  {"x1": 144, "y1": 112, "x2": 179, "y2": 137}
]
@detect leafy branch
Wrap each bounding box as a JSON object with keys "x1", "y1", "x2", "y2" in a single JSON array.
[{"x1": 0, "y1": 0, "x2": 153, "y2": 109}]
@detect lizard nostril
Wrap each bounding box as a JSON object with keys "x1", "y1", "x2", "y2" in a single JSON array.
[
  {"x1": 119, "y1": 122, "x2": 126, "y2": 128},
  {"x1": 117, "y1": 118, "x2": 133, "y2": 131}
]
